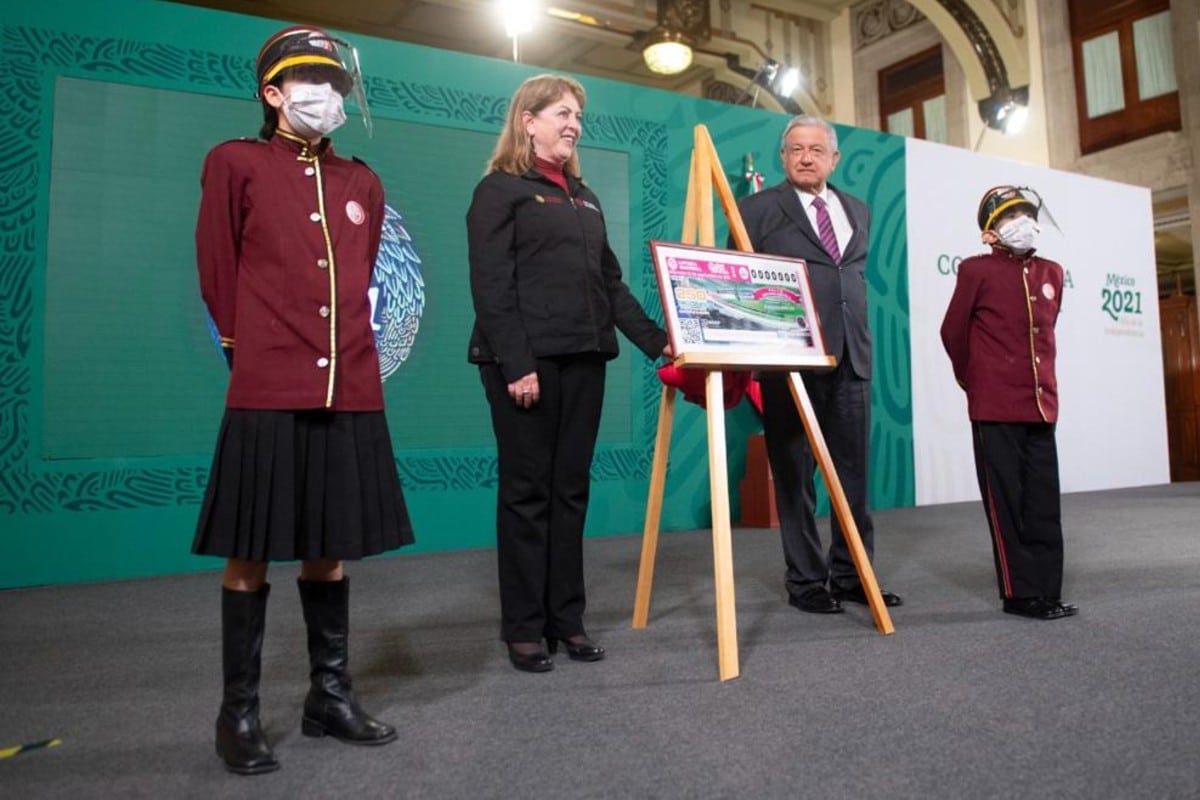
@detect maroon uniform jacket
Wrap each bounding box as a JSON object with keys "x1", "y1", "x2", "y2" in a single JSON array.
[
  {"x1": 940, "y1": 246, "x2": 1064, "y2": 423},
  {"x1": 196, "y1": 133, "x2": 385, "y2": 410}
]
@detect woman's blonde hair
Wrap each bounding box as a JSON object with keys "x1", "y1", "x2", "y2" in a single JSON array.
[{"x1": 486, "y1": 74, "x2": 586, "y2": 177}]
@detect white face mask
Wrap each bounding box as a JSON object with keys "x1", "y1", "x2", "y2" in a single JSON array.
[
  {"x1": 996, "y1": 214, "x2": 1039, "y2": 254},
  {"x1": 281, "y1": 83, "x2": 346, "y2": 139}
]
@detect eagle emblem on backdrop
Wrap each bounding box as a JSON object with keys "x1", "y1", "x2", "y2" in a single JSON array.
[
  {"x1": 368, "y1": 203, "x2": 426, "y2": 380},
  {"x1": 205, "y1": 202, "x2": 425, "y2": 381}
]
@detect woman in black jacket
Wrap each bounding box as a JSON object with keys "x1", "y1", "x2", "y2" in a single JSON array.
[{"x1": 466, "y1": 74, "x2": 669, "y2": 672}]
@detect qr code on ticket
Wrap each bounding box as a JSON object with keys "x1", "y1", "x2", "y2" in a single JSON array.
[{"x1": 680, "y1": 318, "x2": 702, "y2": 344}]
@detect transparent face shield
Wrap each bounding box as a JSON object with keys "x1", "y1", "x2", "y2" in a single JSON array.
[
  {"x1": 260, "y1": 32, "x2": 373, "y2": 138},
  {"x1": 318, "y1": 35, "x2": 373, "y2": 138},
  {"x1": 1013, "y1": 187, "x2": 1061, "y2": 234},
  {"x1": 986, "y1": 186, "x2": 1062, "y2": 234}
]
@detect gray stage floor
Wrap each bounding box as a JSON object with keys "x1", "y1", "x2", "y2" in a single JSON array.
[{"x1": 3, "y1": 483, "x2": 1199, "y2": 798}]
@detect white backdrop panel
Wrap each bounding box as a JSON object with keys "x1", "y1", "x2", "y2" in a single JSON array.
[{"x1": 906, "y1": 138, "x2": 1168, "y2": 505}]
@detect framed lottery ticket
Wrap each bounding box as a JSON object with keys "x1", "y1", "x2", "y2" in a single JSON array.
[{"x1": 649, "y1": 241, "x2": 828, "y2": 368}]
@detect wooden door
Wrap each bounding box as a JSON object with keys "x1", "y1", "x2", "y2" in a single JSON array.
[{"x1": 1158, "y1": 294, "x2": 1200, "y2": 481}]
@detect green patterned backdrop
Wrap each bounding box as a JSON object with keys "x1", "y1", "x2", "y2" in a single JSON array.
[{"x1": 0, "y1": 0, "x2": 910, "y2": 588}]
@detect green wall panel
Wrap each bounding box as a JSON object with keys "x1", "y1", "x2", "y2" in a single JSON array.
[
  {"x1": 41, "y1": 80, "x2": 635, "y2": 456},
  {"x1": 0, "y1": 0, "x2": 911, "y2": 589}
]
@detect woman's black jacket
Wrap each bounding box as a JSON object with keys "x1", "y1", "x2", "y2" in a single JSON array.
[{"x1": 466, "y1": 168, "x2": 666, "y2": 383}]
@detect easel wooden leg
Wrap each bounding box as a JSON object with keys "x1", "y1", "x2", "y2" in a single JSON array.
[
  {"x1": 632, "y1": 385, "x2": 677, "y2": 629},
  {"x1": 787, "y1": 372, "x2": 894, "y2": 635},
  {"x1": 706, "y1": 372, "x2": 740, "y2": 681}
]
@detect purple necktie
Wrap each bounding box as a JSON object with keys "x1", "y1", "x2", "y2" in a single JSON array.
[{"x1": 812, "y1": 196, "x2": 841, "y2": 263}]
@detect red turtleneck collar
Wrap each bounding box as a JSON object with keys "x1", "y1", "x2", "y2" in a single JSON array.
[{"x1": 534, "y1": 157, "x2": 570, "y2": 193}]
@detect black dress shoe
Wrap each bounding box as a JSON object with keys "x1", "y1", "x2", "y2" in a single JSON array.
[
  {"x1": 506, "y1": 643, "x2": 554, "y2": 673},
  {"x1": 547, "y1": 635, "x2": 606, "y2": 662},
  {"x1": 787, "y1": 587, "x2": 844, "y2": 614},
  {"x1": 831, "y1": 585, "x2": 904, "y2": 607},
  {"x1": 1002, "y1": 597, "x2": 1071, "y2": 620},
  {"x1": 1050, "y1": 599, "x2": 1079, "y2": 616}
]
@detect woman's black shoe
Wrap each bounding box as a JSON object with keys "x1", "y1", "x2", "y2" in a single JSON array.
[
  {"x1": 506, "y1": 643, "x2": 554, "y2": 673},
  {"x1": 547, "y1": 635, "x2": 605, "y2": 662}
]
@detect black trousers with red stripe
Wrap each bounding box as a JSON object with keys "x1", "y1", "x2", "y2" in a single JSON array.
[{"x1": 971, "y1": 421, "x2": 1064, "y2": 601}]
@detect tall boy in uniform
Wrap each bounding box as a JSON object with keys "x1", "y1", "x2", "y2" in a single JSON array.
[{"x1": 940, "y1": 185, "x2": 1078, "y2": 621}]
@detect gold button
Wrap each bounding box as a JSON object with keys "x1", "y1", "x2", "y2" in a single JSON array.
[
  {"x1": 1032, "y1": 326, "x2": 1039, "y2": 334},
  {"x1": 1035, "y1": 356, "x2": 1041, "y2": 364},
  {"x1": 317, "y1": 357, "x2": 330, "y2": 368},
  {"x1": 310, "y1": 212, "x2": 321, "y2": 222},
  {"x1": 317, "y1": 258, "x2": 329, "y2": 269},
  {"x1": 319, "y1": 305, "x2": 331, "y2": 318},
  {"x1": 305, "y1": 167, "x2": 315, "y2": 176}
]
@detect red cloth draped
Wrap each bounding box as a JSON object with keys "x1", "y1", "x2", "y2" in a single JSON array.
[{"x1": 656, "y1": 364, "x2": 762, "y2": 414}]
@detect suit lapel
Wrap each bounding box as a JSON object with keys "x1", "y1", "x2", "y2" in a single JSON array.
[
  {"x1": 774, "y1": 182, "x2": 824, "y2": 255},
  {"x1": 829, "y1": 184, "x2": 866, "y2": 263}
]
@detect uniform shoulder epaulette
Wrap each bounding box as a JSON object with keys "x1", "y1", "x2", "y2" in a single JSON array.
[
  {"x1": 352, "y1": 155, "x2": 380, "y2": 175},
  {"x1": 212, "y1": 137, "x2": 266, "y2": 151}
]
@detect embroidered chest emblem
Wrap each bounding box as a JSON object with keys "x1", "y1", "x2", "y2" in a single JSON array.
[
  {"x1": 1042, "y1": 283, "x2": 1055, "y2": 301},
  {"x1": 345, "y1": 200, "x2": 366, "y2": 225}
]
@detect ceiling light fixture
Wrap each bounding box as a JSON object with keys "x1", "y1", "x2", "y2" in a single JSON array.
[
  {"x1": 643, "y1": 28, "x2": 694, "y2": 75},
  {"x1": 499, "y1": 0, "x2": 538, "y2": 61},
  {"x1": 642, "y1": 0, "x2": 709, "y2": 76}
]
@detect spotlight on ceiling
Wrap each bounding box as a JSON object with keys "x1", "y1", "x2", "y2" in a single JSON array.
[
  {"x1": 756, "y1": 59, "x2": 780, "y2": 88},
  {"x1": 776, "y1": 66, "x2": 801, "y2": 98},
  {"x1": 499, "y1": 0, "x2": 538, "y2": 39},
  {"x1": 979, "y1": 84, "x2": 1030, "y2": 134},
  {"x1": 724, "y1": 57, "x2": 801, "y2": 113},
  {"x1": 1000, "y1": 102, "x2": 1029, "y2": 135},
  {"x1": 751, "y1": 60, "x2": 801, "y2": 98}
]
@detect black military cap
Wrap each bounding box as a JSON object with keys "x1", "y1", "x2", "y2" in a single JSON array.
[
  {"x1": 255, "y1": 26, "x2": 350, "y2": 90},
  {"x1": 977, "y1": 185, "x2": 1041, "y2": 232}
]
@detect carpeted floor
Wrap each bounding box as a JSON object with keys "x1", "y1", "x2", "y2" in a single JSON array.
[{"x1": 3, "y1": 483, "x2": 1199, "y2": 798}]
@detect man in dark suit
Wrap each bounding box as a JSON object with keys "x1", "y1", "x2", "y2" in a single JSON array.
[{"x1": 735, "y1": 116, "x2": 903, "y2": 615}]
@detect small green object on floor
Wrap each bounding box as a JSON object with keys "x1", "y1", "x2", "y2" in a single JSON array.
[{"x1": 0, "y1": 738, "x2": 62, "y2": 760}]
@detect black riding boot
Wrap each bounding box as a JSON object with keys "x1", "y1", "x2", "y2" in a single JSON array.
[
  {"x1": 297, "y1": 578, "x2": 397, "y2": 745},
  {"x1": 216, "y1": 584, "x2": 279, "y2": 775}
]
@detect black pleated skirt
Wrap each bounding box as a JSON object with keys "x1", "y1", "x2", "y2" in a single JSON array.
[{"x1": 192, "y1": 409, "x2": 415, "y2": 562}]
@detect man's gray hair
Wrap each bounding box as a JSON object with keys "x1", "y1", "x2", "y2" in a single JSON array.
[{"x1": 779, "y1": 115, "x2": 839, "y2": 152}]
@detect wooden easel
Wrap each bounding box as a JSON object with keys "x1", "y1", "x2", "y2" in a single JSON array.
[{"x1": 631, "y1": 125, "x2": 895, "y2": 682}]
